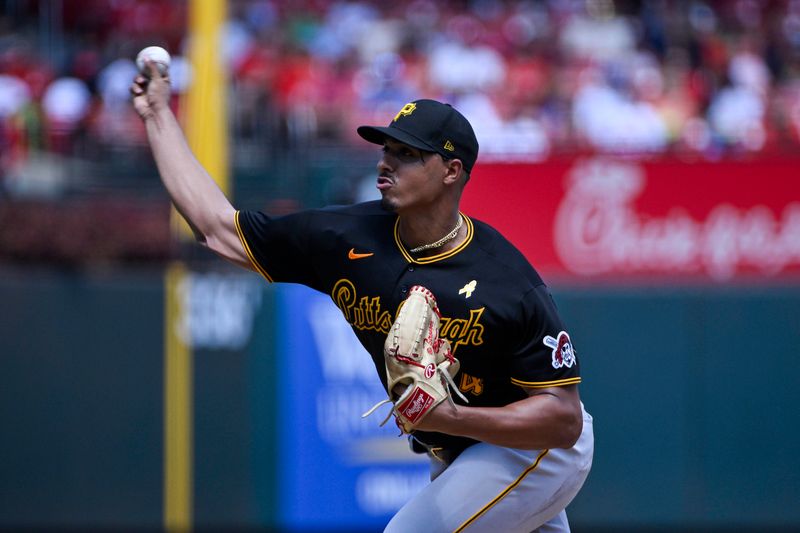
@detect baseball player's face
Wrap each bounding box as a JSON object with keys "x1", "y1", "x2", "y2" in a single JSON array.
[{"x1": 377, "y1": 139, "x2": 448, "y2": 213}]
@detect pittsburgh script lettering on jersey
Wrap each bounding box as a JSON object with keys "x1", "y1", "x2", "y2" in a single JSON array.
[{"x1": 331, "y1": 279, "x2": 485, "y2": 353}]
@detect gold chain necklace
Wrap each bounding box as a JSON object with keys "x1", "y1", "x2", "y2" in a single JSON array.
[{"x1": 409, "y1": 215, "x2": 464, "y2": 253}]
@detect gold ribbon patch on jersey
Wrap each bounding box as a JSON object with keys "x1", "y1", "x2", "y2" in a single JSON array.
[{"x1": 458, "y1": 280, "x2": 477, "y2": 298}]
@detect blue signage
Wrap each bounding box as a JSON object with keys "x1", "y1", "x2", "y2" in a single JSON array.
[{"x1": 276, "y1": 284, "x2": 428, "y2": 531}]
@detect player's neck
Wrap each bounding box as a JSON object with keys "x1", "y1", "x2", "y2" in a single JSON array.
[{"x1": 399, "y1": 212, "x2": 465, "y2": 255}]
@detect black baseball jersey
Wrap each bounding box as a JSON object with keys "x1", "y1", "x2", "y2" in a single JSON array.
[{"x1": 235, "y1": 200, "x2": 581, "y2": 452}]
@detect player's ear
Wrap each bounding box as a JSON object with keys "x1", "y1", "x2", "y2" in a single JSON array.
[{"x1": 442, "y1": 159, "x2": 463, "y2": 186}]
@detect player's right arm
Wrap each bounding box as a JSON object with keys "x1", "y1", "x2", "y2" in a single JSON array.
[{"x1": 130, "y1": 61, "x2": 252, "y2": 270}]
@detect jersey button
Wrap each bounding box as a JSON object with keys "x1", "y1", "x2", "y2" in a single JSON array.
[
  {"x1": 407, "y1": 266, "x2": 415, "y2": 272},
  {"x1": 401, "y1": 286, "x2": 408, "y2": 294}
]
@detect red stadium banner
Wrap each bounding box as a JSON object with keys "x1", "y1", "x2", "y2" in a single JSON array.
[{"x1": 462, "y1": 157, "x2": 800, "y2": 283}]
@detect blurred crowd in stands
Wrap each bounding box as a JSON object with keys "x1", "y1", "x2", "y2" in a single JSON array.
[{"x1": 1, "y1": 0, "x2": 800, "y2": 199}]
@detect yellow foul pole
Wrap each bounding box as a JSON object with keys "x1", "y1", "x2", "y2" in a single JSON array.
[
  {"x1": 183, "y1": 0, "x2": 229, "y2": 198},
  {"x1": 164, "y1": 1, "x2": 228, "y2": 531},
  {"x1": 164, "y1": 262, "x2": 192, "y2": 532}
]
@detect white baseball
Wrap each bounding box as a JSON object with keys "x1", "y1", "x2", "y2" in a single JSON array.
[{"x1": 136, "y1": 46, "x2": 171, "y2": 77}]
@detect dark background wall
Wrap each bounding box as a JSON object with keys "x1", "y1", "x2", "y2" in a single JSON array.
[
  {"x1": 1, "y1": 268, "x2": 797, "y2": 531},
  {"x1": 556, "y1": 285, "x2": 800, "y2": 531},
  {"x1": 0, "y1": 269, "x2": 164, "y2": 529}
]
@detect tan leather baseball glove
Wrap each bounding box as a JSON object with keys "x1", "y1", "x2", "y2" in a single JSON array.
[{"x1": 362, "y1": 285, "x2": 467, "y2": 433}]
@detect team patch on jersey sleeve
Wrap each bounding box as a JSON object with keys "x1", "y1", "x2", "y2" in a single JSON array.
[{"x1": 543, "y1": 331, "x2": 576, "y2": 369}]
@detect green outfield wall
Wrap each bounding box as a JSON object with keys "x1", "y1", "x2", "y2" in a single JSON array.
[{"x1": 0, "y1": 267, "x2": 797, "y2": 531}]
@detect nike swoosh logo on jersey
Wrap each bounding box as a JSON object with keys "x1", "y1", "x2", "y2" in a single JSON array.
[{"x1": 348, "y1": 248, "x2": 374, "y2": 260}]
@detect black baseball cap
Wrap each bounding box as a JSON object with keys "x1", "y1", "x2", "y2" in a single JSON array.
[{"x1": 357, "y1": 99, "x2": 479, "y2": 173}]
